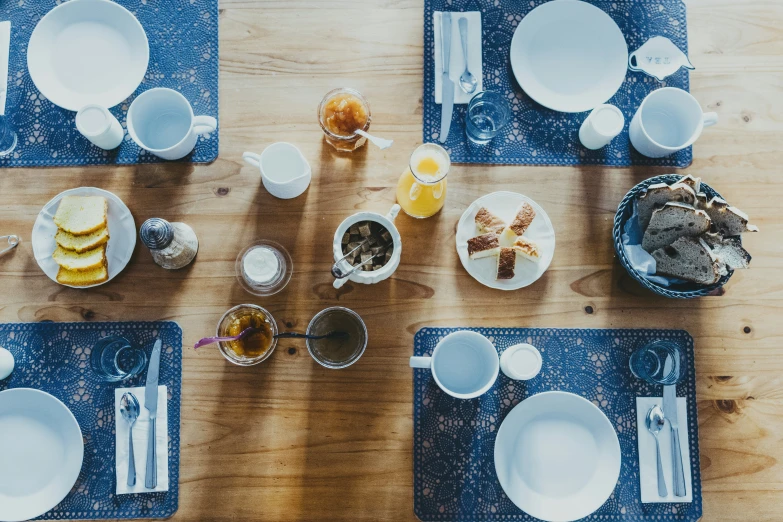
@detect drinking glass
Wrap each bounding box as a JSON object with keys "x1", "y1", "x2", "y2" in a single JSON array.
[
  {"x1": 306, "y1": 307, "x2": 367, "y2": 369},
  {"x1": 0, "y1": 115, "x2": 17, "y2": 157},
  {"x1": 629, "y1": 339, "x2": 684, "y2": 385},
  {"x1": 395, "y1": 143, "x2": 450, "y2": 218},
  {"x1": 90, "y1": 335, "x2": 148, "y2": 382},
  {"x1": 465, "y1": 91, "x2": 511, "y2": 144}
]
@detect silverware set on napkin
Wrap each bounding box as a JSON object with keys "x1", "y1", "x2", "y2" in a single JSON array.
[{"x1": 438, "y1": 12, "x2": 478, "y2": 143}]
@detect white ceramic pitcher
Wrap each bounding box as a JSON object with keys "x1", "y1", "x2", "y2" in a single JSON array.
[{"x1": 243, "y1": 142, "x2": 311, "y2": 199}]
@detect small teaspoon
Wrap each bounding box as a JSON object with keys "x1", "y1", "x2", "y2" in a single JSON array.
[{"x1": 119, "y1": 392, "x2": 140, "y2": 487}]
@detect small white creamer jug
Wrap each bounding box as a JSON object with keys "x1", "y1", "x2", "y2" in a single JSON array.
[{"x1": 243, "y1": 142, "x2": 312, "y2": 199}]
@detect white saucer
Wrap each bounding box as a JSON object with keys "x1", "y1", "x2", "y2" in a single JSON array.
[
  {"x1": 456, "y1": 191, "x2": 555, "y2": 290},
  {"x1": 494, "y1": 391, "x2": 621, "y2": 522},
  {"x1": 27, "y1": 0, "x2": 149, "y2": 111},
  {"x1": 0, "y1": 389, "x2": 84, "y2": 522},
  {"x1": 509, "y1": 0, "x2": 628, "y2": 113},
  {"x1": 32, "y1": 187, "x2": 137, "y2": 289}
]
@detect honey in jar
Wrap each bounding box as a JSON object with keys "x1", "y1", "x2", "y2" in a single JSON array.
[
  {"x1": 225, "y1": 308, "x2": 274, "y2": 358},
  {"x1": 318, "y1": 88, "x2": 371, "y2": 152}
]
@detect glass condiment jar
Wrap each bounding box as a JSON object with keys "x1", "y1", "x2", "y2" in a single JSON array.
[
  {"x1": 139, "y1": 218, "x2": 198, "y2": 269},
  {"x1": 318, "y1": 88, "x2": 371, "y2": 152}
]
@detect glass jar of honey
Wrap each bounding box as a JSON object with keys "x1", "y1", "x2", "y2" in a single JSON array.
[
  {"x1": 318, "y1": 88, "x2": 371, "y2": 152},
  {"x1": 216, "y1": 304, "x2": 278, "y2": 366}
]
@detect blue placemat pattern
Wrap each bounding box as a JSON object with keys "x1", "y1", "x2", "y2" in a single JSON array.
[
  {"x1": 0, "y1": 321, "x2": 182, "y2": 520},
  {"x1": 0, "y1": 0, "x2": 218, "y2": 167},
  {"x1": 413, "y1": 327, "x2": 702, "y2": 521},
  {"x1": 423, "y1": 0, "x2": 692, "y2": 167}
]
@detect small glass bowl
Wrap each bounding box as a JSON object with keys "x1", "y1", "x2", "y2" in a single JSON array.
[
  {"x1": 216, "y1": 304, "x2": 278, "y2": 366},
  {"x1": 235, "y1": 240, "x2": 293, "y2": 297},
  {"x1": 306, "y1": 307, "x2": 368, "y2": 369},
  {"x1": 318, "y1": 87, "x2": 372, "y2": 152}
]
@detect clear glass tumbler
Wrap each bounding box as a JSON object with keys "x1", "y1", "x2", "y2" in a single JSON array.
[
  {"x1": 629, "y1": 339, "x2": 684, "y2": 385},
  {"x1": 465, "y1": 91, "x2": 512, "y2": 144},
  {"x1": 90, "y1": 335, "x2": 148, "y2": 382},
  {"x1": 306, "y1": 307, "x2": 367, "y2": 369},
  {"x1": 0, "y1": 115, "x2": 17, "y2": 157}
]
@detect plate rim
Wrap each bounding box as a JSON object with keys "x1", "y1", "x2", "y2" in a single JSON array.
[
  {"x1": 494, "y1": 390, "x2": 622, "y2": 522},
  {"x1": 0, "y1": 388, "x2": 84, "y2": 522},
  {"x1": 455, "y1": 191, "x2": 555, "y2": 291},
  {"x1": 26, "y1": 0, "x2": 150, "y2": 111},
  {"x1": 509, "y1": 0, "x2": 628, "y2": 113},
  {"x1": 31, "y1": 186, "x2": 137, "y2": 289}
]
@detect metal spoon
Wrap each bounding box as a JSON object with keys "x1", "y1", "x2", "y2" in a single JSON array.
[
  {"x1": 194, "y1": 329, "x2": 349, "y2": 349},
  {"x1": 354, "y1": 129, "x2": 393, "y2": 150},
  {"x1": 457, "y1": 17, "x2": 478, "y2": 94},
  {"x1": 120, "y1": 392, "x2": 140, "y2": 487},
  {"x1": 646, "y1": 405, "x2": 668, "y2": 497}
]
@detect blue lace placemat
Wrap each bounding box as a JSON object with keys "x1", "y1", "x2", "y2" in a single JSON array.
[
  {"x1": 413, "y1": 327, "x2": 702, "y2": 521},
  {"x1": 0, "y1": 321, "x2": 183, "y2": 520},
  {"x1": 0, "y1": 0, "x2": 218, "y2": 167},
  {"x1": 423, "y1": 0, "x2": 692, "y2": 167}
]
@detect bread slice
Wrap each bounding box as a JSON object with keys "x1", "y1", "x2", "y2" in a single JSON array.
[
  {"x1": 677, "y1": 175, "x2": 701, "y2": 194},
  {"x1": 652, "y1": 236, "x2": 726, "y2": 285},
  {"x1": 56, "y1": 262, "x2": 109, "y2": 287},
  {"x1": 501, "y1": 202, "x2": 536, "y2": 242},
  {"x1": 701, "y1": 197, "x2": 759, "y2": 236},
  {"x1": 467, "y1": 233, "x2": 501, "y2": 259},
  {"x1": 474, "y1": 208, "x2": 506, "y2": 234},
  {"x1": 637, "y1": 182, "x2": 697, "y2": 231},
  {"x1": 642, "y1": 202, "x2": 711, "y2": 252},
  {"x1": 496, "y1": 247, "x2": 516, "y2": 280},
  {"x1": 55, "y1": 226, "x2": 109, "y2": 253},
  {"x1": 512, "y1": 236, "x2": 541, "y2": 262},
  {"x1": 52, "y1": 244, "x2": 106, "y2": 272},
  {"x1": 702, "y1": 233, "x2": 751, "y2": 270},
  {"x1": 53, "y1": 196, "x2": 108, "y2": 235}
]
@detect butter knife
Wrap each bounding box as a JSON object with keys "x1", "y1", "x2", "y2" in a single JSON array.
[
  {"x1": 439, "y1": 12, "x2": 454, "y2": 143},
  {"x1": 663, "y1": 355, "x2": 686, "y2": 497},
  {"x1": 144, "y1": 339, "x2": 162, "y2": 489}
]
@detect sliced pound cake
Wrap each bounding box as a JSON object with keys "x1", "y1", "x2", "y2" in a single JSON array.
[
  {"x1": 53, "y1": 196, "x2": 108, "y2": 235},
  {"x1": 56, "y1": 263, "x2": 109, "y2": 287},
  {"x1": 642, "y1": 202, "x2": 711, "y2": 253},
  {"x1": 55, "y1": 226, "x2": 109, "y2": 253},
  {"x1": 52, "y1": 244, "x2": 106, "y2": 272}
]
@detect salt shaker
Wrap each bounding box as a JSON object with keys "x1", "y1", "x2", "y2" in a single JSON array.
[{"x1": 139, "y1": 218, "x2": 198, "y2": 269}]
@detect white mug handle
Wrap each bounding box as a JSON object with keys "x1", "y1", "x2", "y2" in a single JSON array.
[
  {"x1": 409, "y1": 356, "x2": 432, "y2": 369},
  {"x1": 193, "y1": 115, "x2": 217, "y2": 135},
  {"x1": 386, "y1": 204, "x2": 401, "y2": 222},
  {"x1": 243, "y1": 152, "x2": 261, "y2": 168},
  {"x1": 703, "y1": 112, "x2": 719, "y2": 128}
]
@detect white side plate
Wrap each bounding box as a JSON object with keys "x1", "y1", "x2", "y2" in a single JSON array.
[
  {"x1": 32, "y1": 187, "x2": 137, "y2": 289},
  {"x1": 0, "y1": 389, "x2": 84, "y2": 522},
  {"x1": 456, "y1": 191, "x2": 555, "y2": 290},
  {"x1": 510, "y1": 0, "x2": 628, "y2": 113},
  {"x1": 494, "y1": 391, "x2": 622, "y2": 522},
  {"x1": 27, "y1": 0, "x2": 149, "y2": 111}
]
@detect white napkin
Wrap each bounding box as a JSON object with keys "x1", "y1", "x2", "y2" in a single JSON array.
[
  {"x1": 0, "y1": 21, "x2": 10, "y2": 116},
  {"x1": 115, "y1": 386, "x2": 169, "y2": 494},
  {"x1": 433, "y1": 12, "x2": 483, "y2": 104},
  {"x1": 636, "y1": 397, "x2": 693, "y2": 503}
]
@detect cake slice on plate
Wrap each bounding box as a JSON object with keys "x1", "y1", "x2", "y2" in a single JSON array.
[
  {"x1": 512, "y1": 236, "x2": 541, "y2": 262},
  {"x1": 496, "y1": 247, "x2": 516, "y2": 280},
  {"x1": 474, "y1": 207, "x2": 506, "y2": 234},
  {"x1": 501, "y1": 202, "x2": 536, "y2": 242},
  {"x1": 467, "y1": 233, "x2": 501, "y2": 259},
  {"x1": 53, "y1": 195, "x2": 108, "y2": 235}
]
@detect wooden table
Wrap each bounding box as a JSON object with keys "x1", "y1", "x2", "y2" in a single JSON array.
[{"x1": 0, "y1": 0, "x2": 780, "y2": 520}]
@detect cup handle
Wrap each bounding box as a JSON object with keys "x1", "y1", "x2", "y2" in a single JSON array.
[
  {"x1": 386, "y1": 204, "x2": 401, "y2": 222},
  {"x1": 409, "y1": 356, "x2": 432, "y2": 369},
  {"x1": 628, "y1": 52, "x2": 640, "y2": 71},
  {"x1": 193, "y1": 115, "x2": 217, "y2": 135},
  {"x1": 243, "y1": 152, "x2": 261, "y2": 168},
  {"x1": 703, "y1": 112, "x2": 719, "y2": 128}
]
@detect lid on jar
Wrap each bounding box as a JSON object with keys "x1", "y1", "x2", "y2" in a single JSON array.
[
  {"x1": 140, "y1": 218, "x2": 174, "y2": 250},
  {"x1": 500, "y1": 343, "x2": 542, "y2": 381}
]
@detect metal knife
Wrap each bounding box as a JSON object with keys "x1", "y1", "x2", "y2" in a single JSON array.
[
  {"x1": 144, "y1": 339, "x2": 162, "y2": 489},
  {"x1": 439, "y1": 12, "x2": 455, "y2": 143},
  {"x1": 663, "y1": 355, "x2": 686, "y2": 497}
]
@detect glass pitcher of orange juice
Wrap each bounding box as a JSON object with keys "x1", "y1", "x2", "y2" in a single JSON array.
[{"x1": 396, "y1": 143, "x2": 451, "y2": 218}]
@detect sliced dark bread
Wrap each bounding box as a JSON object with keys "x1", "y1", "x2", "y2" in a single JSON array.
[
  {"x1": 678, "y1": 175, "x2": 702, "y2": 194},
  {"x1": 702, "y1": 196, "x2": 759, "y2": 236},
  {"x1": 642, "y1": 202, "x2": 711, "y2": 252},
  {"x1": 652, "y1": 236, "x2": 726, "y2": 285},
  {"x1": 702, "y1": 233, "x2": 752, "y2": 270},
  {"x1": 637, "y1": 182, "x2": 697, "y2": 230}
]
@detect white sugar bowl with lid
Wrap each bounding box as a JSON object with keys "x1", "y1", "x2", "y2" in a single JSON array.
[{"x1": 332, "y1": 204, "x2": 402, "y2": 289}]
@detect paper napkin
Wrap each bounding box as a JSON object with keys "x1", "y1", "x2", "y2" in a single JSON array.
[
  {"x1": 636, "y1": 396, "x2": 693, "y2": 503},
  {"x1": 115, "y1": 386, "x2": 169, "y2": 494},
  {"x1": 433, "y1": 11, "x2": 483, "y2": 104},
  {"x1": 0, "y1": 21, "x2": 10, "y2": 116}
]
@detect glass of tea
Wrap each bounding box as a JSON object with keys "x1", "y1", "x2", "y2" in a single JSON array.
[
  {"x1": 216, "y1": 304, "x2": 278, "y2": 366},
  {"x1": 318, "y1": 88, "x2": 371, "y2": 152},
  {"x1": 306, "y1": 307, "x2": 367, "y2": 369},
  {"x1": 396, "y1": 143, "x2": 451, "y2": 218}
]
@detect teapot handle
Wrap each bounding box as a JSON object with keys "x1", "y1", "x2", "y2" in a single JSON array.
[{"x1": 386, "y1": 204, "x2": 401, "y2": 222}]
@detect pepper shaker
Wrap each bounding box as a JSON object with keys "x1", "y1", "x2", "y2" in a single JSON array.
[{"x1": 139, "y1": 218, "x2": 198, "y2": 269}]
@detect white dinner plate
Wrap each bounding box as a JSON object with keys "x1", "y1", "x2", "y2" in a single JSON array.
[
  {"x1": 510, "y1": 0, "x2": 628, "y2": 113},
  {"x1": 0, "y1": 389, "x2": 84, "y2": 522},
  {"x1": 494, "y1": 391, "x2": 622, "y2": 522},
  {"x1": 456, "y1": 191, "x2": 555, "y2": 290},
  {"x1": 32, "y1": 187, "x2": 137, "y2": 288},
  {"x1": 27, "y1": 0, "x2": 149, "y2": 111}
]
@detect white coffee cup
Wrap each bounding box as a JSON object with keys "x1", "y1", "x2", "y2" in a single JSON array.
[
  {"x1": 75, "y1": 104, "x2": 124, "y2": 150},
  {"x1": 629, "y1": 87, "x2": 718, "y2": 158},
  {"x1": 410, "y1": 331, "x2": 499, "y2": 399},
  {"x1": 127, "y1": 88, "x2": 217, "y2": 160},
  {"x1": 243, "y1": 143, "x2": 312, "y2": 199}
]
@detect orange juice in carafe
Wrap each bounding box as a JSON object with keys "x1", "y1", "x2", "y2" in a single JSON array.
[{"x1": 396, "y1": 143, "x2": 451, "y2": 218}]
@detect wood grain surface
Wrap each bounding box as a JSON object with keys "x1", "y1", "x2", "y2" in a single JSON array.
[{"x1": 1, "y1": 0, "x2": 782, "y2": 520}]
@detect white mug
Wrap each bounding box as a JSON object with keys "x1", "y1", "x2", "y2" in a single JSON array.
[
  {"x1": 127, "y1": 88, "x2": 217, "y2": 160},
  {"x1": 629, "y1": 87, "x2": 718, "y2": 158},
  {"x1": 410, "y1": 331, "x2": 499, "y2": 399},
  {"x1": 243, "y1": 143, "x2": 311, "y2": 199}
]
